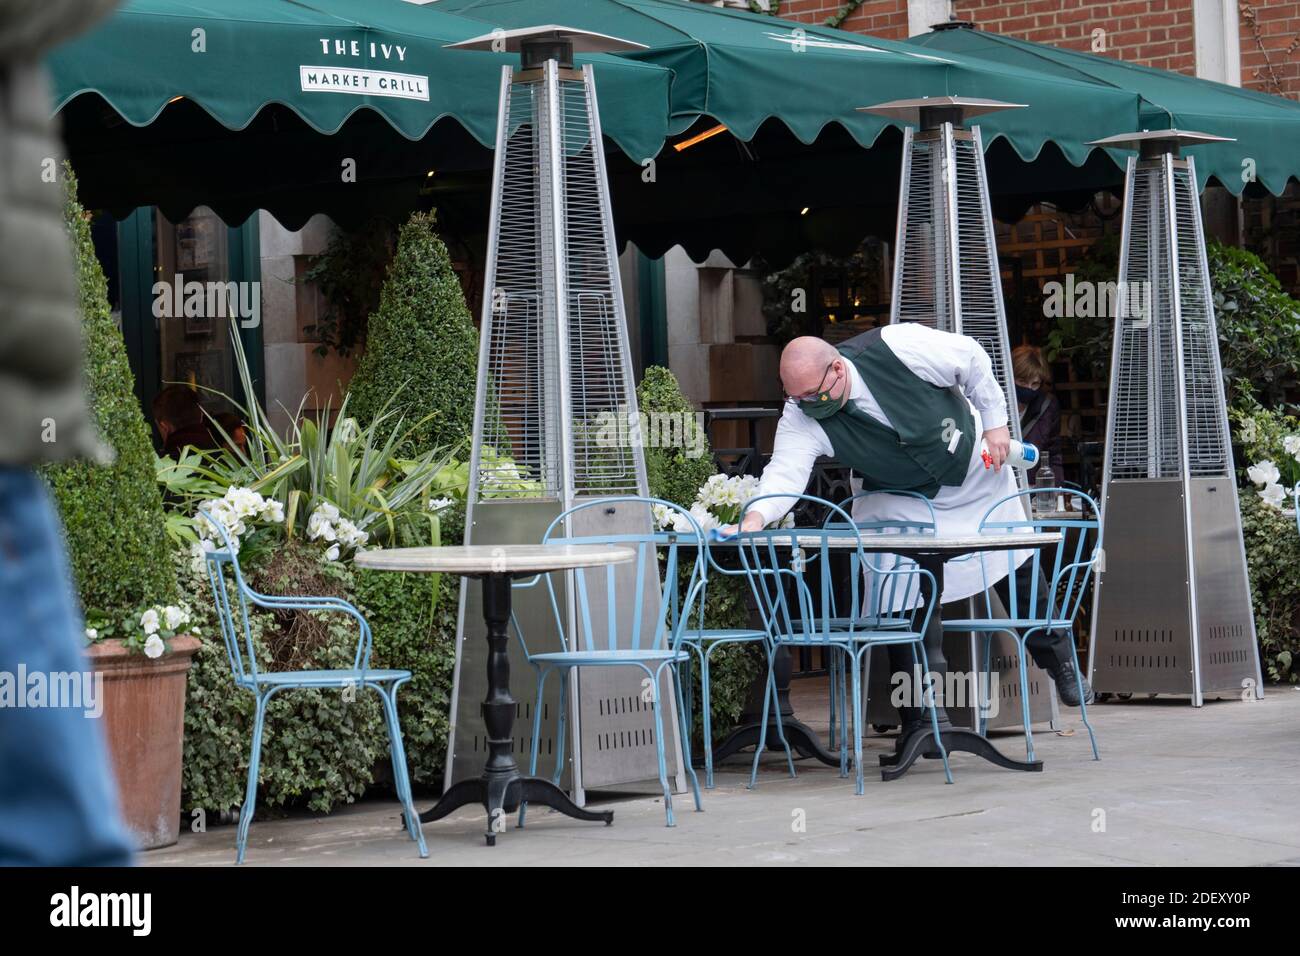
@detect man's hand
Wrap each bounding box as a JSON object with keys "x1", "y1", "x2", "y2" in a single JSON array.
[
  {"x1": 720, "y1": 511, "x2": 767, "y2": 538},
  {"x1": 982, "y1": 425, "x2": 1011, "y2": 472}
]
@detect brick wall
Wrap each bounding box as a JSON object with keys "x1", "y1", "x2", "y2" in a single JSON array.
[
  {"x1": 780, "y1": 0, "x2": 911, "y2": 39},
  {"x1": 1240, "y1": 2, "x2": 1300, "y2": 97}
]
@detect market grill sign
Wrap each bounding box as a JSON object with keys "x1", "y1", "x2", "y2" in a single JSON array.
[{"x1": 301, "y1": 37, "x2": 429, "y2": 101}]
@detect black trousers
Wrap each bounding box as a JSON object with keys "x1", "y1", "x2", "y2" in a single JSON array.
[{"x1": 886, "y1": 556, "x2": 1074, "y2": 729}]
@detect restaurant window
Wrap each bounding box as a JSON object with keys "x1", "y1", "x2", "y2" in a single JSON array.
[{"x1": 105, "y1": 207, "x2": 263, "y2": 448}]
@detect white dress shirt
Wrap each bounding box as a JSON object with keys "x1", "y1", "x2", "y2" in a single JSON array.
[{"x1": 750, "y1": 323, "x2": 1027, "y2": 603}]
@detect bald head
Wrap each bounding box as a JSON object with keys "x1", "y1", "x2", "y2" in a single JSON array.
[{"x1": 781, "y1": 336, "x2": 849, "y2": 405}]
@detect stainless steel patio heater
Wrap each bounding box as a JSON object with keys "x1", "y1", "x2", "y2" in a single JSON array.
[
  {"x1": 859, "y1": 97, "x2": 1054, "y2": 731},
  {"x1": 441, "y1": 26, "x2": 687, "y2": 805},
  {"x1": 1087, "y1": 129, "x2": 1263, "y2": 705},
  {"x1": 861, "y1": 96, "x2": 1026, "y2": 456}
]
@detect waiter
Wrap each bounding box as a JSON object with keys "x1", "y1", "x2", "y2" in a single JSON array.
[{"x1": 725, "y1": 324, "x2": 1091, "y2": 707}]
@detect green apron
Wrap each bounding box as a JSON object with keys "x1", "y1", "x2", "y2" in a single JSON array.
[{"x1": 814, "y1": 329, "x2": 976, "y2": 499}]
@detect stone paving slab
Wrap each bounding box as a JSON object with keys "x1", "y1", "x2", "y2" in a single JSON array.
[{"x1": 144, "y1": 688, "x2": 1300, "y2": 867}]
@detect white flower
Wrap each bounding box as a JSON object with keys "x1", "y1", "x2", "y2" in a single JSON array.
[
  {"x1": 427, "y1": 497, "x2": 454, "y2": 513},
  {"x1": 163, "y1": 605, "x2": 186, "y2": 631},
  {"x1": 307, "y1": 509, "x2": 338, "y2": 542},
  {"x1": 1285, "y1": 436, "x2": 1300, "y2": 461},
  {"x1": 85, "y1": 627, "x2": 98, "y2": 640},
  {"x1": 651, "y1": 503, "x2": 673, "y2": 530},
  {"x1": 324, "y1": 543, "x2": 340, "y2": 562},
  {"x1": 143, "y1": 635, "x2": 165, "y2": 659},
  {"x1": 263, "y1": 499, "x2": 285, "y2": 523},
  {"x1": 687, "y1": 503, "x2": 718, "y2": 532},
  {"x1": 140, "y1": 608, "x2": 160, "y2": 635},
  {"x1": 1241, "y1": 418, "x2": 1258, "y2": 444},
  {"x1": 1259, "y1": 482, "x2": 1288, "y2": 509},
  {"x1": 1248, "y1": 460, "x2": 1281, "y2": 487}
]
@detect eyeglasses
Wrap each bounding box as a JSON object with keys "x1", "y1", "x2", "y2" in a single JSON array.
[{"x1": 784, "y1": 361, "x2": 839, "y2": 403}]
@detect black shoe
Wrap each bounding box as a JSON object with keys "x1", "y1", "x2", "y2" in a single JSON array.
[{"x1": 1048, "y1": 658, "x2": 1094, "y2": 707}]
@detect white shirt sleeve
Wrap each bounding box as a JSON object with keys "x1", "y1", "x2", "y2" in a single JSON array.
[
  {"x1": 748, "y1": 401, "x2": 833, "y2": 526},
  {"x1": 880, "y1": 323, "x2": 1009, "y2": 431}
]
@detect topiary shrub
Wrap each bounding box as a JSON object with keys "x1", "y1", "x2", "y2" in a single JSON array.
[
  {"x1": 347, "y1": 211, "x2": 478, "y2": 457},
  {"x1": 637, "y1": 366, "x2": 715, "y2": 509},
  {"x1": 42, "y1": 168, "x2": 178, "y2": 613}
]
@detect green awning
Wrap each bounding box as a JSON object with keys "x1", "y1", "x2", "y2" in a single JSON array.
[
  {"x1": 907, "y1": 23, "x2": 1300, "y2": 195},
  {"x1": 48, "y1": 0, "x2": 673, "y2": 163},
  {"x1": 437, "y1": 0, "x2": 1146, "y2": 170}
]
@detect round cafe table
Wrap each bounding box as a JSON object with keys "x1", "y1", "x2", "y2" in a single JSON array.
[{"x1": 354, "y1": 543, "x2": 635, "y2": 845}]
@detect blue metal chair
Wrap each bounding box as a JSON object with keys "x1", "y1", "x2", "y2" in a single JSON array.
[
  {"x1": 1293, "y1": 484, "x2": 1300, "y2": 537},
  {"x1": 824, "y1": 490, "x2": 936, "y2": 759},
  {"x1": 513, "y1": 497, "x2": 705, "y2": 827},
  {"x1": 674, "y1": 536, "x2": 788, "y2": 790},
  {"x1": 735, "y1": 494, "x2": 950, "y2": 794},
  {"x1": 941, "y1": 488, "x2": 1102, "y2": 763},
  {"x1": 197, "y1": 510, "x2": 428, "y2": 864}
]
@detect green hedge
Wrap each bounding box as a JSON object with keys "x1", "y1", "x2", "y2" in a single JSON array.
[
  {"x1": 43, "y1": 169, "x2": 178, "y2": 613},
  {"x1": 347, "y1": 211, "x2": 478, "y2": 458}
]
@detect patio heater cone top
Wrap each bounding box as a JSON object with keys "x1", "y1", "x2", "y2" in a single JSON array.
[
  {"x1": 1086, "y1": 128, "x2": 1235, "y2": 158},
  {"x1": 857, "y1": 95, "x2": 1025, "y2": 130},
  {"x1": 445, "y1": 25, "x2": 646, "y2": 68}
]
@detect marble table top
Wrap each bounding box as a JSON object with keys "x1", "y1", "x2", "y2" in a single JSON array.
[{"x1": 353, "y1": 543, "x2": 636, "y2": 575}]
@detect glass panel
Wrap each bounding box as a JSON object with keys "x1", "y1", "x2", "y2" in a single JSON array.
[{"x1": 151, "y1": 208, "x2": 239, "y2": 452}]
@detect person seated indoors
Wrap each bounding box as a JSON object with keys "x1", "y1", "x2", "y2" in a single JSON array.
[{"x1": 152, "y1": 384, "x2": 247, "y2": 458}]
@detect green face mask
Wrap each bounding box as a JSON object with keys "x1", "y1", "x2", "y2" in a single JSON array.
[{"x1": 799, "y1": 392, "x2": 842, "y2": 421}]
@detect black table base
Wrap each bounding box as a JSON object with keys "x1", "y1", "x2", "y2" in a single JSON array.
[
  {"x1": 417, "y1": 573, "x2": 613, "y2": 845},
  {"x1": 711, "y1": 645, "x2": 841, "y2": 768}
]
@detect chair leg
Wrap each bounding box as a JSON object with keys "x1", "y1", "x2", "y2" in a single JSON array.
[
  {"x1": 1016, "y1": 633, "x2": 1036, "y2": 764},
  {"x1": 378, "y1": 683, "x2": 428, "y2": 859},
  {"x1": 766, "y1": 660, "x2": 797, "y2": 779},
  {"x1": 916, "y1": 645, "x2": 953, "y2": 784},
  {"x1": 670, "y1": 663, "x2": 703, "y2": 812},
  {"x1": 518, "y1": 666, "x2": 550, "y2": 829},
  {"x1": 980, "y1": 633, "x2": 994, "y2": 736},
  {"x1": 236, "y1": 692, "x2": 270, "y2": 864},
  {"x1": 698, "y1": 644, "x2": 716, "y2": 789},
  {"x1": 838, "y1": 647, "x2": 851, "y2": 777},
  {"x1": 552, "y1": 669, "x2": 570, "y2": 788},
  {"x1": 749, "y1": 648, "x2": 777, "y2": 790},
  {"x1": 1071, "y1": 642, "x2": 1100, "y2": 760},
  {"x1": 850, "y1": 649, "x2": 865, "y2": 795},
  {"x1": 827, "y1": 650, "x2": 839, "y2": 763},
  {"x1": 647, "y1": 668, "x2": 675, "y2": 827}
]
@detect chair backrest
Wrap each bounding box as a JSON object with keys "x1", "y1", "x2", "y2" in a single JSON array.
[
  {"x1": 197, "y1": 509, "x2": 372, "y2": 685},
  {"x1": 539, "y1": 497, "x2": 706, "y2": 655},
  {"x1": 735, "y1": 493, "x2": 935, "y2": 646},
  {"x1": 975, "y1": 487, "x2": 1101, "y2": 625},
  {"x1": 828, "y1": 489, "x2": 937, "y2": 535}
]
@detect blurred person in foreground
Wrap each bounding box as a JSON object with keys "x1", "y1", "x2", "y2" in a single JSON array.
[{"x1": 0, "y1": 0, "x2": 134, "y2": 865}]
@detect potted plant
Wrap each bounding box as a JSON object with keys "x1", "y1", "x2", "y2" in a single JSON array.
[{"x1": 83, "y1": 608, "x2": 202, "y2": 849}]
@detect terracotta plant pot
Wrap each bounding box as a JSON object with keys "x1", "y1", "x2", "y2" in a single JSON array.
[{"x1": 85, "y1": 635, "x2": 201, "y2": 850}]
